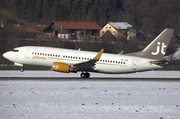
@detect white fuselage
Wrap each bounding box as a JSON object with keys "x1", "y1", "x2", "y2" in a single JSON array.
[{"x1": 3, "y1": 46, "x2": 164, "y2": 74}]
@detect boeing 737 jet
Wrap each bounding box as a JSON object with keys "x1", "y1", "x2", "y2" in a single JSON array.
[{"x1": 3, "y1": 28, "x2": 174, "y2": 78}]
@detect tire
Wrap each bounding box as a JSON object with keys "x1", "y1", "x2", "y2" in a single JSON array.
[
  {"x1": 85, "y1": 73, "x2": 90, "y2": 78},
  {"x1": 80, "y1": 73, "x2": 90, "y2": 78},
  {"x1": 20, "y1": 68, "x2": 24, "y2": 72}
]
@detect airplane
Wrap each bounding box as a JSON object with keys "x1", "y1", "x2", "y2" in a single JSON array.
[{"x1": 2, "y1": 28, "x2": 174, "y2": 78}]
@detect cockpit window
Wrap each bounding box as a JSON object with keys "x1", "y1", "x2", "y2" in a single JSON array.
[{"x1": 13, "y1": 49, "x2": 19, "y2": 52}]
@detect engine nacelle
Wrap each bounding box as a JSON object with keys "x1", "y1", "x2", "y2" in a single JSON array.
[{"x1": 52, "y1": 62, "x2": 77, "y2": 73}]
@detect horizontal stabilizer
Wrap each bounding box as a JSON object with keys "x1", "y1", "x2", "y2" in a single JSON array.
[{"x1": 149, "y1": 60, "x2": 168, "y2": 67}]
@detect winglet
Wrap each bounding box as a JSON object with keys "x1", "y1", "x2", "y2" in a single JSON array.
[{"x1": 92, "y1": 49, "x2": 104, "y2": 61}]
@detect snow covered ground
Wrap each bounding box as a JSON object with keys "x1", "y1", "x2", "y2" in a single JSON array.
[
  {"x1": 0, "y1": 79, "x2": 180, "y2": 119},
  {"x1": 0, "y1": 71, "x2": 180, "y2": 119}
]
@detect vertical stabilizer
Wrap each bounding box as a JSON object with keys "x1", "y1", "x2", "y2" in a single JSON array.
[{"x1": 126, "y1": 28, "x2": 174, "y2": 59}]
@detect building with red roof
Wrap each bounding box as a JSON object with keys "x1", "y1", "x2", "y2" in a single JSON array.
[
  {"x1": 0, "y1": 21, "x2": 101, "y2": 40},
  {"x1": 49, "y1": 21, "x2": 101, "y2": 40}
]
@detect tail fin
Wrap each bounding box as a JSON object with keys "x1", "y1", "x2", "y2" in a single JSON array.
[{"x1": 126, "y1": 28, "x2": 174, "y2": 60}]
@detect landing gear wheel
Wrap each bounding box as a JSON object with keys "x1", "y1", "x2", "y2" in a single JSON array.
[
  {"x1": 81, "y1": 73, "x2": 85, "y2": 78},
  {"x1": 85, "y1": 73, "x2": 90, "y2": 78},
  {"x1": 20, "y1": 68, "x2": 24, "y2": 72},
  {"x1": 80, "y1": 72, "x2": 90, "y2": 78}
]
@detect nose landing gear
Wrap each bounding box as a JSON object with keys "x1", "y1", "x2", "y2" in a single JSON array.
[
  {"x1": 80, "y1": 72, "x2": 90, "y2": 78},
  {"x1": 20, "y1": 68, "x2": 24, "y2": 72}
]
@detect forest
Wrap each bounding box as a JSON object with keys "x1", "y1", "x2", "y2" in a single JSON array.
[{"x1": 0, "y1": 0, "x2": 180, "y2": 35}]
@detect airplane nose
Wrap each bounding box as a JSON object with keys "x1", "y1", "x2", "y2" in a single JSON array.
[
  {"x1": 3, "y1": 51, "x2": 16, "y2": 62},
  {"x1": 3, "y1": 52, "x2": 9, "y2": 59}
]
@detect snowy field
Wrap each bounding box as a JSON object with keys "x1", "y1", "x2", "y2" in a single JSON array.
[
  {"x1": 0, "y1": 79, "x2": 180, "y2": 119},
  {"x1": 0, "y1": 71, "x2": 180, "y2": 119}
]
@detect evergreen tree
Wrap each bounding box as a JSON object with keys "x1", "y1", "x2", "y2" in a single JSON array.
[
  {"x1": 52, "y1": 0, "x2": 60, "y2": 20},
  {"x1": 70, "y1": 0, "x2": 83, "y2": 21},
  {"x1": 34, "y1": 0, "x2": 43, "y2": 21},
  {"x1": 43, "y1": 0, "x2": 51, "y2": 20}
]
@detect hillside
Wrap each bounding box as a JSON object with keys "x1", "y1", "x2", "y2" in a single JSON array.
[
  {"x1": 0, "y1": 0, "x2": 14, "y2": 21},
  {"x1": 0, "y1": 0, "x2": 180, "y2": 35}
]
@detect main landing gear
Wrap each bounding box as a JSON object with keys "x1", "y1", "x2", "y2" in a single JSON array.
[{"x1": 80, "y1": 72, "x2": 90, "y2": 78}]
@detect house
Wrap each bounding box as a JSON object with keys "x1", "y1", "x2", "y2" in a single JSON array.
[
  {"x1": 100, "y1": 22, "x2": 136, "y2": 40},
  {"x1": 57, "y1": 30, "x2": 71, "y2": 39},
  {"x1": 34, "y1": 25, "x2": 55, "y2": 38},
  {"x1": 49, "y1": 21, "x2": 101, "y2": 40}
]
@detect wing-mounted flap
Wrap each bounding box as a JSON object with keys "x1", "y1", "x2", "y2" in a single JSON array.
[{"x1": 73, "y1": 49, "x2": 104, "y2": 71}]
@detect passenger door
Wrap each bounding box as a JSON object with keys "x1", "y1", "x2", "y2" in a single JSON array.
[{"x1": 25, "y1": 48, "x2": 31, "y2": 58}]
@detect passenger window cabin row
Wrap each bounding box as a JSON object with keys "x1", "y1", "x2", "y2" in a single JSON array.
[{"x1": 32, "y1": 52, "x2": 126, "y2": 65}]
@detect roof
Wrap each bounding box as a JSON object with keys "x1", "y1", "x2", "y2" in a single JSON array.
[
  {"x1": 53, "y1": 21, "x2": 101, "y2": 30},
  {"x1": 21, "y1": 27, "x2": 39, "y2": 33},
  {"x1": 1, "y1": 26, "x2": 39, "y2": 33},
  {"x1": 34, "y1": 25, "x2": 48, "y2": 32},
  {"x1": 109, "y1": 22, "x2": 133, "y2": 29}
]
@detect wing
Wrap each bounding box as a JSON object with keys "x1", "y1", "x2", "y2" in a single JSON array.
[{"x1": 73, "y1": 49, "x2": 104, "y2": 71}]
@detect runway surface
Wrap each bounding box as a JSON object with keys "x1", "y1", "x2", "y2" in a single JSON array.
[
  {"x1": 1, "y1": 76, "x2": 180, "y2": 81},
  {"x1": 1, "y1": 70, "x2": 180, "y2": 79},
  {"x1": 0, "y1": 78, "x2": 180, "y2": 119}
]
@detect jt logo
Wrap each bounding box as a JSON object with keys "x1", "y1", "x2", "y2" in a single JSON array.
[{"x1": 151, "y1": 42, "x2": 167, "y2": 55}]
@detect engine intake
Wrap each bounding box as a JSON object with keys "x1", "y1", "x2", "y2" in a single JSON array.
[{"x1": 52, "y1": 62, "x2": 77, "y2": 73}]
